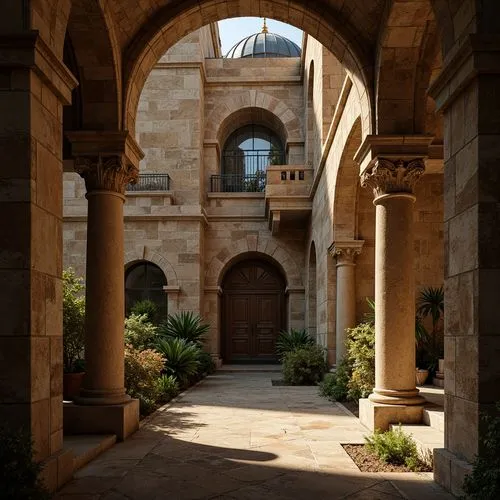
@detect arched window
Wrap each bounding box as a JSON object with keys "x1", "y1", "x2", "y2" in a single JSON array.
[
  {"x1": 125, "y1": 262, "x2": 167, "y2": 321},
  {"x1": 220, "y1": 125, "x2": 284, "y2": 192}
]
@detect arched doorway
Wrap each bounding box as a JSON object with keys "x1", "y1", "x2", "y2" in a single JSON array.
[
  {"x1": 125, "y1": 261, "x2": 168, "y2": 322},
  {"x1": 222, "y1": 259, "x2": 286, "y2": 363}
]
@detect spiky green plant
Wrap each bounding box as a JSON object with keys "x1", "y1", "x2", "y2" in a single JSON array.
[
  {"x1": 275, "y1": 329, "x2": 315, "y2": 359},
  {"x1": 417, "y1": 286, "x2": 444, "y2": 335},
  {"x1": 130, "y1": 299, "x2": 158, "y2": 324},
  {"x1": 158, "y1": 311, "x2": 210, "y2": 345},
  {"x1": 155, "y1": 337, "x2": 200, "y2": 386}
]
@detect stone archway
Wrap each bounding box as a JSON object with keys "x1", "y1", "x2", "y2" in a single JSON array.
[{"x1": 221, "y1": 257, "x2": 286, "y2": 363}]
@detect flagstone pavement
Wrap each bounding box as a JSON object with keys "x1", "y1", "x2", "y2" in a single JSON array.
[{"x1": 56, "y1": 372, "x2": 454, "y2": 499}]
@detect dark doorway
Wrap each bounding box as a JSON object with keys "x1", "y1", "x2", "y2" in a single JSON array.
[{"x1": 222, "y1": 259, "x2": 285, "y2": 363}]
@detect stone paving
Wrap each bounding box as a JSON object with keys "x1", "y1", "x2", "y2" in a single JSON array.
[{"x1": 56, "y1": 373, "x2": 454, "y2": 499}]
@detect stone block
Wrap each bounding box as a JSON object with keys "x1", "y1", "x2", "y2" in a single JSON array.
[
  {"x1": 359, "y1": 398, "x2": 423, "y2": 431},
  {"x1": 63, "y1": 399, "x2": 139, "y2": 441},
  {"x1": 434, "y1": 447, "x2": 473, "y2": 498},
  {"x1": 39, "y1": 447, "x2": 75, "y2": 493}
]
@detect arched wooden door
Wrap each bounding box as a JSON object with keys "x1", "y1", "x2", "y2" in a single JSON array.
[{"x1": 222, "y1": 259, "x2": 286, "y2": 363}]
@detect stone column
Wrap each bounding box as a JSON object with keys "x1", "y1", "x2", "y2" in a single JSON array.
[
  {"x1": 329, "y1": 240, "x2": 364, "y2": 365},
  {"x1": 65, "y1": 132, "x2": 143, "y2": 439},
  {"x1": 358, "y1": 155, "x2": 427, "y2": 430}
]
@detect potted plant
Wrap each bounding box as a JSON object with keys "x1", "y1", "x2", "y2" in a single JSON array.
[{"x1": 62, "y1": 269, "x2": 86, "y2": 401}]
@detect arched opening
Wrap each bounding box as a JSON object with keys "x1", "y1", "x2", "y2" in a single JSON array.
[
  {"x1": 221, "y1": 257, "x2": 286, "y2": 363},
  {"x1": 125, "y1": 261, "x2": 168, "y2": 322},
  {"x1": 307, "y1": 242, "x2": 317, "y2": 341},
  {"x1": 218, "y1": 124, "x2": 285, "y2": 192}
]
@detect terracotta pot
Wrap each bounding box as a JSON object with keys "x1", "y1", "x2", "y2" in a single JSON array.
[
  {"x1": 415, "y1": 368, "x2": 429, "y2": 386},
  {"x1": 63, "y1": 372, "x2": 85, "y2": 401}
]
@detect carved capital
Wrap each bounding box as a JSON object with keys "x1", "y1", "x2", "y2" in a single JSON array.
[
  {"x1": 360, "y1": 158, "x2": 425, "y2": 198},
  {"x1": 75, "y1": 155, "x2": 138, "y2": 194},
  {"x1": 328, "y1": 240, "x2": 364, "y2": 265}
]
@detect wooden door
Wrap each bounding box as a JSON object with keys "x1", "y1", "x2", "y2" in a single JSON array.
[{"x1": 223, "y1": 260, "x2": 285, "y2": 362}]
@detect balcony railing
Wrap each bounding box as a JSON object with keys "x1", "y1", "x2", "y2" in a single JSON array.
[
  {"x1": 210, "y1": 173, "x2": 267, "y2": 193},
  {"x1": 127, "y1": 173, "x2": 171, "y2": 192}
]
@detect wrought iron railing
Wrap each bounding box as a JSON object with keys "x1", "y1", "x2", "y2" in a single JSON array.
[
  {"x1": 210, "y1": 173, "x2": 267, "y2": 193},
  {"x1": 127, "y1": 173, "x2": 171, "y2": 192},
  {"x1": 222, "y1": 151, "x2": 285, "y2": 177}
]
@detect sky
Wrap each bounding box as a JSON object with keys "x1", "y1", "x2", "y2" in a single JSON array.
[{"x1": 218, "y1": 17, "x2": 303, "y2": 55}]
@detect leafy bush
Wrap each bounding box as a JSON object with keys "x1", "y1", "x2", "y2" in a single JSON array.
[
  {"x1": 155, "y1": 375, "x2": 180, "y2": 404},
  {"x1": 158, "y1": 311, "x2": 210, "y2": 345},
  {"x1": 319, "y1": 358, "x2": 350, "y2": 401},
  {"x1": 63, "y1": 268, "x2": 86, "y2": 373},
  {"x1": 0, "y1": 426, "x2": 50, "y2": 499},
  {"x1": 463, "y1": 404, "x2": 500, "y2": 499},
  {"x1": 155, "y1": 337, "x2": 201, "y2": 386},
  {"x1": 345, "y1": 322, "x2": 375, "y2": 400},
  {"x1": 124, "y1": 313, "x2": 158, "y2": 350},
  {"x1": 365, "y1": 425, "x2": 428, "y2": 471},
  {"x1": 197, "y1": 350, "x2": 216, "y2": 376},
  {"x1": 130, "y1": 299, "x2": 159, "y2": 324},
  {"x1": 124, "y1": 344, "x2": 164, "y2": 414},
  {"x1": 276, "y1": 329, "x2": 315, "y2": 359},
  {"x1": 282, "y1": 344, "x2": 328, "y2": 385}
]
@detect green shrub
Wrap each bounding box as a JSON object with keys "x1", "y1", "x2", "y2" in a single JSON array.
[
  {"x1": 0, "y1": 426, "x2": 50, "y2": 499},
  {"x1": 276, "y1": 329, "x2": 315, "y2": 359},
  {"x1": 319, "y1": 358, "x2": 350, "y2": 401},
  {"x1": 282, "y1": 344, "x2": 328, "y2": 385},
  {"x1": 197, "y1": 350, "x2": 216, "y2": 376},
  {"x1": 155, "y1": 337, "x2": 201, "y2": 386},
  {"x1": 130, "y1": 299, "x2": 159, "y2": 324},
  {"x1": 158, "y1": 311, "x2": 210, "y2": 345},
  {"x1": 345, "y1": 322, "x2": 375, "y2": 400},
  {"x1": 463, "y1": 404, "x2": 500, "y2": 499},
  {"x1": 365, "y1": 425, "x2": 427, "y2": 471},
  {"x1": 155, "y1": 375, "x2": 180, "y2": 403},
  {"x1": 124, "y1": 313, "x2": 158, "y2": 350},
  {"x1": 63, "y1": 268, "x2": 86, "y2": 373},
  {"x1": 124, "y1": 344, "x2": 164, "y2": 414}
]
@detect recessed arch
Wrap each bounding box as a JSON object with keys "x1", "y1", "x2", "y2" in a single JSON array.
[
  {"x1": 306, "y1": 241, "x2": 317, "y2": 340},
  {"x1": 125, "y1": 247, "x2": 178, "y2": 288},
  {"x1": 206, "y1": 96, "x2": 302, "y2": 146},
  {"x1": 333, "y1": 117, "x2": 363, "y2": 241},
  {"x1": 122, "y1": 1, "x2": 374, "y2": 135},
  {"x1": 206, "y1": 237, "x2": 302, "y2": 289}
]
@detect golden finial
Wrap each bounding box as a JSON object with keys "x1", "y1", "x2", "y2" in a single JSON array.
[{"x1": 262, "y1": 18, "x2": 268, "y2": 34}]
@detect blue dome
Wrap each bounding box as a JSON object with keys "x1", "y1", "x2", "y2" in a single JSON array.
[{"x1": 225, "y1": 32, "x2": 301, "y2": 59}]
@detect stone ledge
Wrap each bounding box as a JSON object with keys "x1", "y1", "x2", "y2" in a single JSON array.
[
  {"x1": 359, "y1": 398, "x2": 424, "y2": 431},
  {"x1": 434, "y1": 447, "x2": 473, "y2": 498},
  {"x1": 64, "y1": 399, "x2": 139, "y2": 441},
  {"x1": 39, "y1": 447, "x2": 74, "y2": 493}
]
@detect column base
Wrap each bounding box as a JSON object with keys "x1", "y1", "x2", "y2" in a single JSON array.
[
  {"x1": 359, "y1": 398, "x2": 424, "y2": 431},
  {"x1": 434, "y1": 448, "x2": 473, "y2": 498},
  {"x1": 39, "y1": 448, "x2": 74, "y2": 493},
  {"x1": 64, "y1": 399, "x2": 139, "y2": 441},
  {"x1": 369, "y1": 388, "x2": 426, "y2": 406},
  {"x1": 75, "y1": 387, "x2": 132, "y2": 406}
]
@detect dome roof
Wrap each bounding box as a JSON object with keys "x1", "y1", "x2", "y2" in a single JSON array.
[{"x1": 225, "y1": 31, "x2": 301, "y2": 59}]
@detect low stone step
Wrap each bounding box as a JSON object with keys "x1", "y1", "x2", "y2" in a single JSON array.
[
  {"x1": 63, "y1": 434, "x2": 116, "y2": 472},
  {"x1": 390, "y1": 423, "x2": 444, "y2": 457},
  {"x1": 218, "y1": 364, "x2": 282, "y2": 372},
  {"x1": 423, "y1": 406, "x2": 445, "y2": 432}
]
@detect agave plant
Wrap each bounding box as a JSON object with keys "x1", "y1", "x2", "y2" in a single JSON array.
[
  {"x1": 275, "y1": 329, "x2": 315, "y2": 359},
  {"x1": 158, "y1": 311, "x2": 210, "y2": 345},
  {"x1": 155, "y1": 337, "x2": 200, "y2": 385}
]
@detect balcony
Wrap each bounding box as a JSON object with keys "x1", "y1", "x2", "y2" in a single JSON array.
[
  {"x1": 127, "y1": 173, "x2": 171, "y2": 192},
  {"x1": 265, "y1": 165, "x2": 313, "y2": 235},
  {"x1": 210, "y1": 173, "x2": 266, "y2": 193}
]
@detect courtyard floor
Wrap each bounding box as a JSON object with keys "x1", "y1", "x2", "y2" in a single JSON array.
[{"x1": 56, "y1": 372, "x2": 454, "y2": 499}]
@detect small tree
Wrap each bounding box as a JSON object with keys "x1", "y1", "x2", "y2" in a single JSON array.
[{"x1": 63, "y1": 268, "x2": 86, "y2": 373}]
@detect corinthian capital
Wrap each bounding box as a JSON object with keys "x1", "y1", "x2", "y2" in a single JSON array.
[
  {"x1": 75, "y1": 155, "x2": 138, "y2": 195},
  {"x1": 328, "y1": 240, "x2": 364, "y2": 265},
  {"x1": 360, "y1": 158, "x2": 425, "y2": 198}
]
